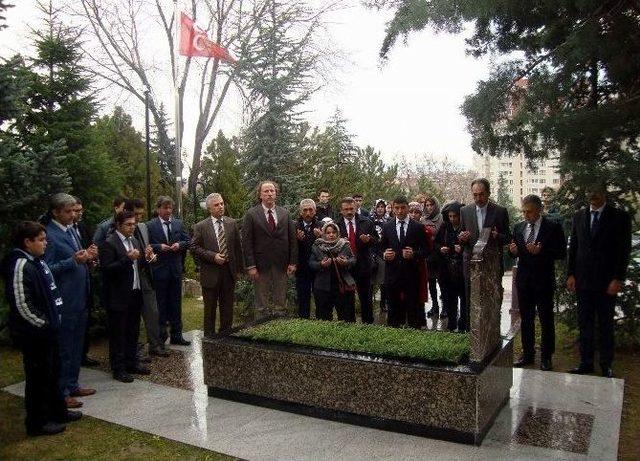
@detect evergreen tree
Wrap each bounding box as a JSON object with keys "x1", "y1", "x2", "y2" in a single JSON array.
[
  {"x1": 94, "y1": 107, "x2": 167, "y2": 203},
  {"x1": 239, "y1": 0, "x2": 324, "y2": 208},
  {"x1": 12, "y1": 1, "x2": 121, "y2": 223},
  {"x1": 200, "y1": 131, "x2": 249, "y2": 218},
  {"x1": 150, "y1": 102, "x2": 177, "y2": 192}
]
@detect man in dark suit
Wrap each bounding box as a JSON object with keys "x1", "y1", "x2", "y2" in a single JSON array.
[
  {"x1": 92, "y1": 196, "x2": 126, "y2": 247},
  {"x1": 242, "y1": 181, "x2": 298, "y2": 318},
  {"x1": 295, "y1": 199, "x2": 322, "y2": 319},
  {"x1": 146, "y1": 196, "x2": 191, "y2": 346},
  {"x1": 353, "y1": 194, "x2": 370, "y2": 218},
  {"x1": 459, "y1": 178, "x2": 511, "y2": 328},
  {"x1": 508, "y1": 195, "x2": 567, "y2": 371},
  {"x1": 124, "y1": 199, "x2": 168, "y2": 357},
  {"x1": 70, "y1": 197, "x2": 100, "y2": 368},
  {"x1": 337, "y1": 197, "x2": 378, "y2": 324},
  {"x1": 191, "y1": 193, "x2": 243, "y2": 336},
  {"x1": 315, "y1": 189, "x2": 334, "y2": 221},
  {"x1": 99, "y1": 211, "x2": 152, "y2": 382},
  {"x1": 567, "y1": 183, "x2": 632, "y2": 378},
  {"x1": 44, "y1": 193, "x2": 97, "y2": 409},
  {"x1": 379, "y1": 196, "x2": 428, "y2": 328}
]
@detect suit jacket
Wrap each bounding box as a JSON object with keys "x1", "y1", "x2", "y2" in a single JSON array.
[
  {"x1": 513, "y1": 217, "x2": 566, "y2": 291},
  {"x1": 308, "y1": 240, "x2": 356, "y2": 291},
  {"x1": 242, "y1": 204, "x2": 297, "y2": 272},
  {"x1": 92, "y1": 217, "x2": 113, "y2": 247},
  {"x1": 134, "y1": 222, "x2": 155, "y2": 292},
  {"x1": 379, "y1": 218, "x2": 427, "y2": 286},
  {"x1": 43, "y1": 221, "x2": 90, "y2": 314},
  {"x1": 99, "y1": 232, "x2": 147, "y2": 311},
  {"x1": 568, "y1": 204, "x2": 632, "y2": 292},
  {"x1": 190, "y1": 216, "x2": 243, "y2": 288},
  {"x1": 146, "y1": 216, "x2": 190, "y2": 279},
  {"x1": 460, "y1": 201, "x2": 511, "y2": 275},
  {"x1": 296, "y1": 217, "x2": 322, "y2": 277},
  {"x1": 336, "y1": 215, "x2": 379, "y2": 276}
]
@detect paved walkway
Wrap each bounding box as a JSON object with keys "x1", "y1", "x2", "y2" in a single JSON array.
[{"x1": 4, "y1": 329, "x2": 624, "y2": 461}]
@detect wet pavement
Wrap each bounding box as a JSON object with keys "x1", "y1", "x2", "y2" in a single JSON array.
[{"x1": 4, "y1": 325, "x2": 623, "y2": 460}]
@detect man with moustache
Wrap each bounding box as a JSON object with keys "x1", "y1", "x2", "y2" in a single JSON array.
[
  {"x1": 191, "y1": 193, "x2": 243, "y2": 335},
  {"x1": 295, "y1": 199, "x2": 322, "y2": 319}
]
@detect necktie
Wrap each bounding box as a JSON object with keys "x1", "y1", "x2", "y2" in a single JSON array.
[
  {"x1": 267, "y1": 209, "x2": 276, "y2": 233},
  {"x1": 217, "y1": 220, "x2": 227, "y2": 256},
  {"x1": 73, "y1": 224, "x2": 83, "y2": 249},
  {"x1": 399, "y1": 220, "x2": 406, "y2": 245},
  {"x1": 68, "y1": 228, "x2": 80, "y2": 251},
  {"x1": 347, "y1": 220, "x2": 357, "y2": 255},
  {"x1": 526, "y1": 223, "x2": 535, "y2": 244},
  {"x1": 163, "y1": 221, "x2": 171, "y2": 243},
  {"x1": 591, "y1": 211, "x2": 600, "y2": 233}
]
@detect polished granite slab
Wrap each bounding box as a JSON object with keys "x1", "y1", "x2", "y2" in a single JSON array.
[{"x1": 3, "y1": 331, "x2": 624, "y2": 461}]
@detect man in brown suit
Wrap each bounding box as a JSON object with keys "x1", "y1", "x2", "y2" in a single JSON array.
[
  {"x1": 242, "y1": 181, "x2": 298, "y2": 317},
  {"x1": 191, "y1": 193, "x2": 243, "y2": 336}
]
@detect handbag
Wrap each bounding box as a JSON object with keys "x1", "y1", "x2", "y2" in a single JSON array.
[{"x1": 333, "y1": 258, "x2": 356, "y2": 294}]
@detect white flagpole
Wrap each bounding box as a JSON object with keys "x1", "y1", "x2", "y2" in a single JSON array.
[{"x1": 173, "y1": 0, "x2": 183, "y2": 217}]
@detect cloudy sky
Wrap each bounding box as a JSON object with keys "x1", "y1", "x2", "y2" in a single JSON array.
[{"x1": 0, "y1": 1, "x2": 492, "y2": 167}]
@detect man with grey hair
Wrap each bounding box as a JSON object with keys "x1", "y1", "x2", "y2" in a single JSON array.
[
  {"x1": 295, "y1": 199, "x2": 322, "y2": 318},
  {"x1": 44, "y1": 193, "x2": 97, "y2": 408},
  {"x1": 190, "y1": 193, "x2": 243, "y2": 335}
]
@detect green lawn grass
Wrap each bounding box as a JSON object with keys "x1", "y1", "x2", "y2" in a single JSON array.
[{"x1": 233, "y1": 318, "x2": 470, "y2": 364}]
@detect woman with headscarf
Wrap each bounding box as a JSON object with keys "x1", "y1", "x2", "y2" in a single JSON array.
[
  {"x1": 421, "y1": 195, "x2": 444, "y2": 320},
  {"x1": 309, "y1": 222, "x2": 357, "y2": 322},
  {"x1": 435, "y1": 201, "x2": 467, "y2": 332},
  {"x1": 409, "y1": 202, "x2": 431, "y2": 329}
]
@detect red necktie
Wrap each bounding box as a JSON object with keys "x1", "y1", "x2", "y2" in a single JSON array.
[
  {"x1": 267, "y1": 209, "x2": 276, "y2": 233},
  {"x1": 348, "y1": 220, "x2": 358, "y2": 255}
]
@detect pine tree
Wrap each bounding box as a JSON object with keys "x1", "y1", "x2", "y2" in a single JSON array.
[{"x1": 150, "y1": 102, "x2": 177, "y2": 191}]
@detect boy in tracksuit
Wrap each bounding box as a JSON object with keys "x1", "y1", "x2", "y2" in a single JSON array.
[{"x1": 3, "y1": 221, "x2": 82, "y2": 436}]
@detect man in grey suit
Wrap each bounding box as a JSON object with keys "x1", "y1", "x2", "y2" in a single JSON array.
[
  {"x1": 458, "y1": 178, "x2": 511, "y2": 330},
  {"x1": 243, "y1": 181, "x2": 298, "y2": 317},
  {"x1": 191, "y1": 193, "x2": 243, "y2": 336}
]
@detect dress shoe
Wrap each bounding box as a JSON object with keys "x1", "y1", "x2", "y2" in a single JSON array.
[
  {"x1": 113, "y1": 371, "x2": 134, "y2": 383},
  {"x1": 81, "y1": 357, "x2": 100, "y2": 367},
  {"x1": 170, "y1": 337, "x2": 191, "y2": 346},
  {"x1": 568, "y1": 364, "x2": 594, "y2": 375},
  {"x1": 27, "y1": 421, "x2": 66, "y2": 437},
  {"x1": 540, "y1": 358, "x2": 553, "y2": 371},
  {"x1": 149, "y1": 347, "x2": 170, "y2": 357},
  {"x1": 58, "y1": 410, "x2": 83, "y2": 423},
  {"x1": 70, "y1": 387, "x2": 96, "y2": 397},
  {"x1": 127, "y1": 365, "x2": 151, "y2": 375},
  {"x1": 65, "y1": 397, "x2": 83, "y2": 408},
  {"x1": 513, "y1": 357, "x2": 534, "y2": 368},
  {"x1": 439, "y1": 310, "x2": 448, "y2": 319},
  {"x1": 426, "y1": 309, "x2": 437, "y2": 319},
  {"x1": 601, "y1": 367, "x2": 614, "y2": 378}
]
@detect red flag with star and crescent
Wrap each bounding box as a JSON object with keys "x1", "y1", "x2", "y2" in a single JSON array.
[{"x1": 179, "y1": 13, "x2": 237, "y2": 63}]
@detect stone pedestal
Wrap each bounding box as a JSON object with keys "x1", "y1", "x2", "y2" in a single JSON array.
[
  {"x1": 469, "y1": 228, "x2": 503, "y2": 363},
  {"x1": 204, "y1": 333, "x2": 513, "y2": 445}
]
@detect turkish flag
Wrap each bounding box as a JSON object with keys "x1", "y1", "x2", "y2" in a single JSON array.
[{"x1": 179, "y1": 13, "x2": 237, "y2": 63}]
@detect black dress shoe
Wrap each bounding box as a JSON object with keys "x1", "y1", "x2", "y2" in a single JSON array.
[
  {"x1": 149, "y1": 347, "x2": 170, "y2": 357},
  {"x1": 513, "y1": 357, "x2": 534, "y2": 368},
  {"x1": 601, "y1": 367, "x2": 613, "y2": 378},
  {"x1": 127, "y1": 365, "x2": 151, "y2": 375},
  {"x1": 81, "y1": 357, "x2": 100, "y2": 367},
  {"x1": 60, "y1": 410, "x2": 83, "y2": 422},
  {"x1": 426, "y1": 309, "x2": 437, "y2": 318},
  {"x1": 540, "y1": 358, "x2": 553, "y2": 371},
  {"x1": 113, "y1": 371, "x2": 134, "y2": 383},
  {"x1": 568, "y1": 364, "x2": 594, "y2": 375},
  {"x1": 170, "y1": 337, "x2": 191, "y2": 346},
  {"x1": 27, "y1": 421, "x2": 66, "y2": 437}
]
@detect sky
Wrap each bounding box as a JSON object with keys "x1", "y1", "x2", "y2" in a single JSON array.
[{"x1": 0, "y1": 1, "x2": 492, "y2": 168}]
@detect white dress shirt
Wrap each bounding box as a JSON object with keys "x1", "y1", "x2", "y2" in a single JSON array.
[
  {"x1": 116, "y1": 231, "x2": 140, "y2": 290},
  {"x1": 343, "y1": 217, "x2": 356, "y2": 235},
  {"x1": 475, "y1": 204, "x2": 487, "y2": 233},
  {"x1": 590, "y1": 203, "x2": 606, "y2": 227},
  {"x1": 396, "y1": 218, "x2": 409, "y2": 242},
  {"x1": 261, "y1": 204, "x2": 278, "y2": 226},
  {"x1": 211, "y1": 216, "x2": 224, "y2": 241}
]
